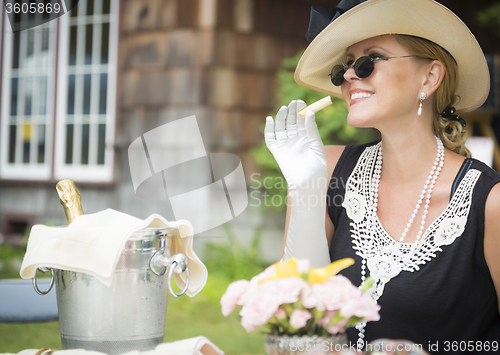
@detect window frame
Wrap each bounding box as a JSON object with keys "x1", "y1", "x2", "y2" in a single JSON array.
[
  {"x1": 0, "y1": 14, "x2": 58, "y2": 180},
  {"x1": 54, "y1": 0, "x2": 119, "y2": 183},
  {"x1": 0, "y1": 0, "x2": 119, "y2": 183}
]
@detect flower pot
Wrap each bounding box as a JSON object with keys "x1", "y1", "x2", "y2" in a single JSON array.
[{"x1": 265, "y1": 334, "x2": 349, "y2": 355}]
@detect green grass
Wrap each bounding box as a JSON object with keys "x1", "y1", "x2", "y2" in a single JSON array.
[
  {"x1": 0, "y1": 322, "x2": 62, "y2": 351},
  {"x1": 0, "y1": 269, "x2": 266, "y2": 354}
]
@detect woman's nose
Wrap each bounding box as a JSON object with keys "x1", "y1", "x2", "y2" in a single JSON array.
[{"x1": 344, "y1": 67, "x2": 360, "y2": 83}]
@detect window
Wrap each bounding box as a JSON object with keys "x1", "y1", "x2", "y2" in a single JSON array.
[
  {"x1": 0, "y1": 0, "x2": 118, "y2": 182},
  {"x1": 0, "y1": 13, "x2": 57, "y2": 180}
]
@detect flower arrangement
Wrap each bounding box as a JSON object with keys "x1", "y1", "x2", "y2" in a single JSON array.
[{"x1": 220, "y1": 258, "x2": 380, "y2": 336}]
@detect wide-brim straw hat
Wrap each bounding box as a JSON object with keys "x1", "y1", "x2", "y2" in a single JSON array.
[{"x1": 294, "y1": 0, "x2": 490, "y2": 113}]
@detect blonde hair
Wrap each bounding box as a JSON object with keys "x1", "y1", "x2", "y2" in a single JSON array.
[{"x1": 394, "y1": 34, "x2": 471, "y2": 157}]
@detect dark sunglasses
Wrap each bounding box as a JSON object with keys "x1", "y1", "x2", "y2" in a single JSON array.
[{"x1": 329, "y1": 55, "x2": 434, "y2": 86}]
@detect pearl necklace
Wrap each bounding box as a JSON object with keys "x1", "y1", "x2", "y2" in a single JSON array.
[
  {"x1": 371, "y1": 136, "x2": 445, "y2": 243},
  {"x1": 356, "y1": 136, "x2": 445, "y2": 351}
]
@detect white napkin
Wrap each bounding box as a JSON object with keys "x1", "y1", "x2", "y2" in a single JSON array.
[
  {"x1": 154, "y1": 336, "x2": 224, "y2": 355},
  {"x1": 4, "y1": 351, "x2": 106, "y2": 355},
  {"x1": 20, "y1": 209, "x2": 207, "y2": 297},
  {"x1": 3, "y1": 337, "x2": 224, "y2": 355}
]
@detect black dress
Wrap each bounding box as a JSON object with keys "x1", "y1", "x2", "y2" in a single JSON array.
[{"x1": 327, "y1": 141, "x2": 500, "y2": 354}]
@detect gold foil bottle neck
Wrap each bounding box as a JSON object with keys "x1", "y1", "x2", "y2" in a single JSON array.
[{"x1": 56, "y1": 179, "x2": 84, "y2": 225}]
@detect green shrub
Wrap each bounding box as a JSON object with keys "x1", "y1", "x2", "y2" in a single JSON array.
[
  {"x1": 476, "y1": 3, "x2": 500, "y2": 36},
  {"x1": 0, "y1": 244, "x2": 26, "y2": 279},
  {"x1": 204, "y1": 224, "x2": 269, "y2": 281}
]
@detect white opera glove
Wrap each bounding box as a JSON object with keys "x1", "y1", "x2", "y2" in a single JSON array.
[{"x1": 265, "y1": 100, "x2": 331, "y2": 268}]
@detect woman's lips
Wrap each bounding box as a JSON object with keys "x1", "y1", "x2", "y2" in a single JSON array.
[{"x1": 349, "y1": 90, "x2": 374, "y2": 106}]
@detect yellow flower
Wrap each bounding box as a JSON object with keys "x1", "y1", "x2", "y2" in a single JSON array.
[
  {"x1": 308, "y1": 258, "x2": 354, "y2": 284},
  {"x1": 261, "y1": 258, "x2": 354, "y2": 284},
  {"x1": 260, "y1": 258, "x2": 301, "y2": 283},
  {"x1": 275, "y1": 258, "x2": 301, "y2": 278}
]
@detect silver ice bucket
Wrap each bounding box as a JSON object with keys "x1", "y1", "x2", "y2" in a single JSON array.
[{"x1": 32, "y1": 227, "x2": 190, "y2": 354}]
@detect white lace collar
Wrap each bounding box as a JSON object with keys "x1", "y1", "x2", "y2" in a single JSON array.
[{"x1": 342, "y1": 142, "x2": 481, "y2": 300}]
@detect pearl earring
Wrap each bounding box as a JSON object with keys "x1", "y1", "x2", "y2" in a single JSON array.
[{"x1": 418, "y1": 92, "x2": 427, "y2": 116}]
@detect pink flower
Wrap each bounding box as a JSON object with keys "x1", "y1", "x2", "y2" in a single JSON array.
[
  {"x1": 311, "y1": 282, "x2": 343, "y2": 311},
  {"x1": 238, "y1": 277, "x2": 308, "y2": 333},
  {"x1": 289, "y1": 309, "x2": 312, "y2": 329},
  {"x1": 240, "y1": 288, "x2": 281, "y2": 332},
  {"x1": 318, "y1": 310, "x2": 349, "y2": 335},
  {"x1": 303, "y1": 275, "x2": 363, "y2": 312},
  {"x1": 219, "y1": 259, "x2": 380, "y2": 335},
  {"x1": 275, "y1": 307, "x2": 287, "y2": 320},
  {"x1": 326, "y1": 317, "x2": 349, "y2": 335},
  {"x1": 300, "y1": 285, "x2": 318, "y2": 309},
  {"x1": 220, "y1": 280, "x2": 250, "y2": 316},
  {"x1": 340, "y1": 293, "x2": 380, "y2": 321},
  {"x1": 238, "y1": 283, "x2": 258, "y2": 306},
  {"x1": 265, "y1": 277, "x2": 308, "y2": 305}
]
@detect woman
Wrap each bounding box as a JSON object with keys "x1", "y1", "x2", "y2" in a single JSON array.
[{"x1": 265, "y1": 0, "x2": 500, "y2": 353}]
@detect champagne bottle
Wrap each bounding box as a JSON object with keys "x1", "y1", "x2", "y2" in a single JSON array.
[{"x1": 56, "y1": 179, "x2": 84, "y2": 225}]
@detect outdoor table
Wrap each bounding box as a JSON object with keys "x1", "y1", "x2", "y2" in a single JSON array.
[{"x1": 0, "y1": 336, "x2": 224, "y2": 355}]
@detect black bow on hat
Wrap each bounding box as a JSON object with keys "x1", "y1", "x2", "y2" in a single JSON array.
[
  {"x1": 306, "y1": 0, "x2": 369, "y2": 42},
  {"x1": 441, "y1": 106, "x2": 467, "y2": 127}
]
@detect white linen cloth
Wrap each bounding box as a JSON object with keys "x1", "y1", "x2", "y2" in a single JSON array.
[
  {"x1": 19, "y1": 209, "x2": 207, "y2": 297},
  {"x1": 2, "y1": 336, "x2": 224, "y2": 355}
]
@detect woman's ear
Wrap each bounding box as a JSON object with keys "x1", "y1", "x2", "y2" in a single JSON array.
[{"x1": 422, "y1": 60, "x2": 445, "y2": 96}]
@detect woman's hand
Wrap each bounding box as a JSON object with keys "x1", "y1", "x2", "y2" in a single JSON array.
[
  {"x1": 265, "y1": 99, "x2": 331, "y2": 268},
  {"x1": 265, "y1": 100, "x2": 328, "y2": 193}
]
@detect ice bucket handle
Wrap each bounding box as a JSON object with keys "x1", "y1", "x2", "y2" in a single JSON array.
[
  {"x1": 149, "y1": 249, "x2": 190, "y2": 297},
  {"x1": 32, "y1": 267, "x2": 55, "y2": 295}
]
